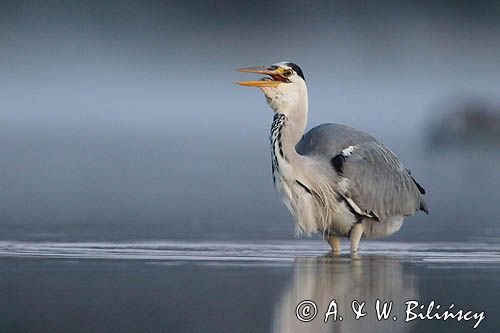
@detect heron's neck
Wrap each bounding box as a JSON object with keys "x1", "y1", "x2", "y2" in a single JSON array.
[{"x1": 270, "y1": 96, "x2": 309, "y2": 169}]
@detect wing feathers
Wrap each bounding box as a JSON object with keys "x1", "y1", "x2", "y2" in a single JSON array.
[
  {"x1": 339, "y1": 141, "x2": 427, "y2": 219},
  {"x1": 297, "y1": 124, "x2": 428, "y2": 220}
]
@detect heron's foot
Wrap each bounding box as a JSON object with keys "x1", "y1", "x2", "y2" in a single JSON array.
[
  {"x1": 327, "y1": 235, "x2": 341, "y2": 254},
  {"x1": 349, "y1": 223, "x2": 364, "y2": 253}
]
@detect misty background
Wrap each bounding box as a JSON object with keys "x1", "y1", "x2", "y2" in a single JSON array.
[{"x1": 1, "y1": 0, "x2": 499, "y2": 242}]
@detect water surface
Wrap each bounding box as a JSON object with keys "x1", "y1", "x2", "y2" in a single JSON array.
[{"x1": 1, "y1": 241, "x2": 498, "y2": 332}]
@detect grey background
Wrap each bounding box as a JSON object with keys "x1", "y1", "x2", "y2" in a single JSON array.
[{"x1": 1, "y1": 0, "x2": 499, "y2": 242}]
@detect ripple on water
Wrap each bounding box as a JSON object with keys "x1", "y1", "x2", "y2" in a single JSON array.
[{"x1": 0, "y1": 241, "x2": 499, "y2": 266}]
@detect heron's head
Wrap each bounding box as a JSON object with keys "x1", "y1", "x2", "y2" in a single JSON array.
[{"x1": 237, "y1": 62, "x2": 307, "y2": 113}]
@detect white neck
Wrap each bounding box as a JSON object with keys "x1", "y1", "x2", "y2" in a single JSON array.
[{"x1": 273, "y1": 84, "x2": 309, "y2": 162}]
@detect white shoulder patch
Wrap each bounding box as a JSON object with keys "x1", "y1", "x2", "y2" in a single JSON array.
[{"x1": 341, "y1": 145, "x2": 356, "y2": 157}]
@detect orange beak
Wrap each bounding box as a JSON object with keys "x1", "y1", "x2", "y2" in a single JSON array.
[{"x1": 236, "y1": 66, "x2": 283, "y2": 87}]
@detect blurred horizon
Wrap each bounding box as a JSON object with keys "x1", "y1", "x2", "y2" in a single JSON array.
[{"x1": 1, "y1": 0, "x2": 499, "y2": 242}]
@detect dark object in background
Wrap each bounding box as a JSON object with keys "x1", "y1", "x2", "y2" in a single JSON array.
[{"x1": 429, "y1": 99, "x2": 500, "y2": 149}]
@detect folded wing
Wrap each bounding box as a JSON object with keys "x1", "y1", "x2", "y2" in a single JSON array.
[{"x1": 296, "y1": 123, "x2": 428, "y2": 220}]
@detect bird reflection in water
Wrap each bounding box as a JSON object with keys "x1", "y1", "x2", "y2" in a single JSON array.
[{"x1": 273, "y1": 255, "x2": 418, "y2": 333}]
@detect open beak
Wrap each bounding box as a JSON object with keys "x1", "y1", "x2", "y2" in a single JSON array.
[{"x1": 236, "y1": 66, "x2": 283, "y2": 87}]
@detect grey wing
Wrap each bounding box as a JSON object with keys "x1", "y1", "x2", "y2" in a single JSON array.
[{"x1": 297, "y1": 123, "x2": 428, "y2": 220}]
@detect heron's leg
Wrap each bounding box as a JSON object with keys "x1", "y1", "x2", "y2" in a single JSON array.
[
  {"x1": 327, "y1": 235, "x2": 341, "y2": 254},
  {"x1": 349, "y1": 223, "x2": 364, "y2": 253}
]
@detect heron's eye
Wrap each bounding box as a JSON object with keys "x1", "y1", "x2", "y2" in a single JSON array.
[{"x1": 283, "y1": 69, "x2": 293, "y2": 78}]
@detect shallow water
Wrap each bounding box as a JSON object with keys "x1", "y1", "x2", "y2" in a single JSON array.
[{"x1": 1, "y1": 241, "x2": 499, "y2": 332}]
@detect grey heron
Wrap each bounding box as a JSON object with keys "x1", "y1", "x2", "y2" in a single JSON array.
[{"x1": 237, "y1": 61, "x2": 428, "y2": 253}]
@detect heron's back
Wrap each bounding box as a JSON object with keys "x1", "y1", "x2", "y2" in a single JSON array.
[{"x1": 296, "y1": 123, "x2": 377, "y2": 158}]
